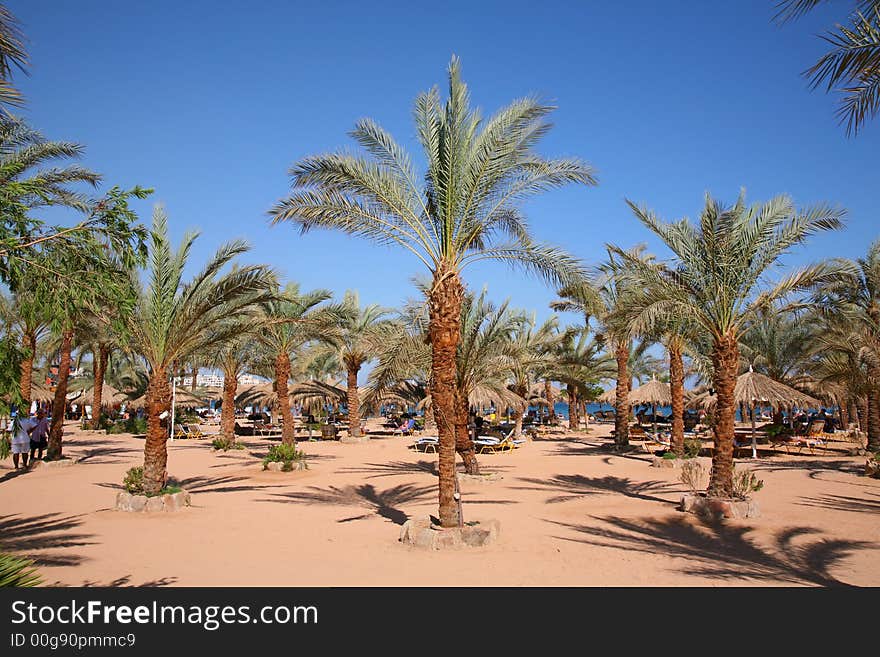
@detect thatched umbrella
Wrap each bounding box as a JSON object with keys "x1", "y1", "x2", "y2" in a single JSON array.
[
  {"x1": 629, "y1": 376, "x2": 672, "y2": 436},
  {"x1": 70, "y1": 383, "x2": 127, "y2": 408},
  {"x1": 125, "y1": 388, "x2": 205, "y2": 410},
  {"x1": 597, "y1": 387, "x2": 617, "y2": 405},
  {"x1": 688, "y1": 366, "x2": 821, "y2": 457},
  {"x1": 30, "y1": 381, "x2": 55, "y2": 404}
]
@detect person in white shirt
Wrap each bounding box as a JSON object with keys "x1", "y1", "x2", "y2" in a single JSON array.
[
  {"x1": 11, "y1": 414, "x2": 37, "y2": 469},
  {"x1": 29, "y1": 409, "x2": 50, "y2": 461}
]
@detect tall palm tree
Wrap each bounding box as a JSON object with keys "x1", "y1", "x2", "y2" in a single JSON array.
[
  {"x1": 814, "y1": 239, "x2": 880, "y2": 449},
  {"x1": 0, "y1": 4, "x2": 27, "y2": 111},
  {"x1": 333, "y1": 291, "x2": 396, "y2": 437},
  {"x1": 125, "y1": 207, "x2": 276, "y2": 494},
  {"x1": 550, "y1": 328, "x2": 616, "y2": 430},
  {"x1": 774, "y1": 0, "x2": 880, "y2": 136},
  {"x1": 1, "y1": 289, "x2": 49, "y2": 409},
  {"x1": 508, "y1": 315, "x2": 559, "y2": 436},
  {"x1": 210, "y1": 326, "x2": 260, "y2": 444},
  {"x1": 257, "y1": 282, "x2": 340, "y2": 445},
  {"x1": 270, "y1": 57, "x2": 593, "y2": 527},
  {"x1": 0, "y1": 117, "x2": 101, "y2": 284},
  {"x1": 611, "y1": 191, "x2": 844, "y2": 495}
]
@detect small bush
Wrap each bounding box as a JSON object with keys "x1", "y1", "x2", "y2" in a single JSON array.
[
  {"x1": 263, "y1": 443, "x2": 308, "y2": 471},
  {"x1": 661, "y1": 451, "x2": 677, "y2": 460},
  {"x1": 0, "y1": 433, "x2": 10, "y2": 460},
  {"x1": 212, "y1": 436, "x2": 244, "y2": 451},
  {"x1": 157, "y1": 485, "x2": 183, "y2": 496},
  {"x1": 0, "y1": 553, "x2": 42, "y2": 587},
  {"x1": 123, "y1": 466, "x2": 145, "y2": 495},
  {"x1": 683, "y1": 437, "x2": 703, "y2": 458},
  {"x1": 680, "y1": 460, "x2": 707, "y2": 493},
  {"x1": 731, "y1": 467, "x2": 764, "y2": 500},
  {"x1": 107, "y1": 417, "x2": 148, "y2": 435}
]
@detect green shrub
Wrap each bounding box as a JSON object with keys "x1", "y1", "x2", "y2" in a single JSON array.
[
  {"x1": 212, "y1": 436, "x2": 244, "y2": 451},
  {"x1": 683, "y1": 436, "x2": 703, "y2": 459},
  {"x1": 0, "y1": 553, "x2": 42, "y2": 587},
  {"x1": 731, "y1": 466, "x2": 764, "y2": 499},
  {"x1": 107, "y1": 417, "x2": 148, "y2": 435},
  {"x1": 0, "y1": 433, "x2": 10, "y2": 460},
  {"x1": 157, "y1": 485, "x2": 183, "y2": 495},
  {"x1": 680, "y1": 460, "x2": 707, "y2": 493},
  {"x1": 661, "y1": 451, "x2": 677, "y2": 460},
  {"x1": 123, "y1": 466, "x2": 145, "y2": 495},
  {"x1": 263, "y1": 443, "x2": 308, "y2": 471},
  {"x1": 765, "y1": 424, "x2": 792, "y2": 439}
]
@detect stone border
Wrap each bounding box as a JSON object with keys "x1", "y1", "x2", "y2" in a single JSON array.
[
  {"x1": 31, "y1": 457, "x2": 80, "y2": 469},
  {"x1": 115, "y1": 490, "x2": 191, "y2": 512},
  {"x1": 399, "y1": 516, "x2": 500, "y2": 549},
  {"x1": 680, "y1": 493, "x2": 759, "y2": 519},
  {"x1": 458, "y1": 472, "x2": 502, "y2": 483},
  {"x1": 263, "y1": 460, "x2": 307, "y2": 472},
  {"x1": 651, "y1": 457, "x2": 676, "y2": 468},
  {"x1": 340, "y1": 435, "x2": 371, "y2": 444}
]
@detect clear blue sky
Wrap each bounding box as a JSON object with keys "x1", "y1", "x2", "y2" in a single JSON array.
[{"x1": 11, "y1": 0, "x2": 878, "y2": 333}]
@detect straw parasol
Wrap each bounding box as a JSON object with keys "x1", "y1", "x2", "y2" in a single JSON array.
[
  {"x1": 597, "y1": 387, "x2": 618, "y2": 405},
  {"x1": 70, "y1": 383, "x2": 128, "y2": 407},
  {"x1": 629, "y1": 375, "x2": 672, "y2": 435},
  {"x1": 688, "y1": 366, "x2": 821, "y2": 457},
  {"x1": 125, "y1": 388, "x2": 205, "y2": 410},
  {"x1": 29, "y1": 381, "x2": 55, "y2": 403}
]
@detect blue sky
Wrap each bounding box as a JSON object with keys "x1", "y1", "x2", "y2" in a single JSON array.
[{"x1": 11, "y1": 0, "x2": 878, "y2": 335}]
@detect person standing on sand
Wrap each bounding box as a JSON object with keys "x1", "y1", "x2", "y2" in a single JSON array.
[
  {"x1": 11, "y1": 412, "x2": 36, "y2": 469},
  {"x1": 29, "y1": 408, "x2": 50, "y2": 462}
]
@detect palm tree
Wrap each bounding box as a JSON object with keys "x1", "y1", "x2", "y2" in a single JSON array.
[
  {"x1": 0, "y1": 117, "x2": 101, "y2": 284},
  {"x1": 124, "y1": 207, "x2": 276, "y2": 494},
  {"x1": 611, "y1": 191, "x2": 844, "y2": 495},
  {"x1": 257, "y1": 283, "x2": 340, "y2": 445},
  {"x1": 367, "y1": 289, "x2": 526, "y2": 473},
  {"x1": 550, "y1": 329, "x2": 616, "y2": 429},
  {"x1": 1, "y1": 290, "x2": 49, "y2": 409},
  {"x1": 774, "y1": 0, "x2": 880, "y2": 136},
  {"x1": 270, "y1": 57, "x2": 593, "y2": 526},
  {"x1": 0, "y1": 4, "x2": 27, "y2": 111},
  {"x1": 814, "y1": 239, "x2": 880, "y2": 449},
  {"x1": 332, "y1": 291, "x2": 396, "y2": 437},
  {"x1": 508, "y1": 315, "x2": 559, "y2": 436},
  {"x1": 210, "y1": 327, "x2": 260, "y2": 444}
]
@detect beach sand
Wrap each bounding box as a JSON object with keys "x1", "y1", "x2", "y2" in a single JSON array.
[{"x1": 1, "y1": 420, "x2": 877, "y2": 587}]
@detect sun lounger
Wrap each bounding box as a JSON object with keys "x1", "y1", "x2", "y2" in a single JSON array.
[{"x1": 411, "y1": 436, "x2": 438, "y2": 453}]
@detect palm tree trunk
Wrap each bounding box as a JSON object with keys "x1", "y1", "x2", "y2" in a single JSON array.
[
  {"x1": 545, "y1": 379, "x2": 555, "y2": 421},
  {"x1": 275, "y1": 352, "x2": 295, "y2": 445},
  {"x1": 867, "y1": 383, "x2": 880, "y2": 452},
  {"x1": 567, "y1": 385, "x2": 579, "y2": 431},
  {"x1": 191, "y1": 366, "x2": 198, "y2": 392},
  {"x1": 709, "y1": 333, "x2": 738, "y2": 496},
  {"x1": 614, "y1": 340, "x2": 630, "y2": 446},
  {"x1": 221, "y1": 364, "x2": 237, "y2": 442},
  {"x1": 429, "y1": 266, "x2": 463, "y2": 528},
  {"x1": 856, "y1": 396, "x2": 868, "y2": 434},
  {"x1": 46, "y1": 329, "x2": 74, "y2": 460},
  {"x1": 455, "y1": 389, "x2": 479, "y2": 475},
  {"x1": 19, "y1": 329, "x2": 36, "y2": 409},
  {"x1": 669, "y1": 342, "x2": 685, "y2": 456},
  {"x1": 91, "y1": 344, "x2": 109, "y2": 429},
  {"x1": 347, "y1": 365, "x2": 361, "y2": 437},
  {"x1": 514, "y1": 401, "x2": 525, "y2": 437},
  {"x1": 143, "y1": 368, "x2": 171, "y2": 495}
]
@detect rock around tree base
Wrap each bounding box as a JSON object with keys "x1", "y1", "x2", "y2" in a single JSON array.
[
  {"x1": 680, "y1": 493, "x2": 760, "y2": 519},
  {"x1": 264, "y1": 461, "x2": 307, "y2": 472},
  {"x1": 340, "y1": 435, "x2": 370, "y2": 444},
  {"x1": 399, "y1": 516, "x2": 500, "y2": 549},
  {"x1": 115, "y1": 490, "x2": 191, "y2": 512},
  {"x1": 651, "y1": 457, "x2": 676, "y2": 468},
  {"x1": 458, "y1": 472, "x2": 502, "y2": 483},
  {"x1": 32, "y1": 457, "x2": 80, "y2": 469}
]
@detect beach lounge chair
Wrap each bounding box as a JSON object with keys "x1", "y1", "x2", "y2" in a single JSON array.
[
  {"x1": 392, "y1": 418, "x2": 416, "y2": 436},
  {"x1": 640, "y1": 432, "x2": 672, "y2": 454},
  {"x1": 173, "y1": 424, "x2": 192, "y2": 439},
  {"x1": 411, "y1": 436, "x2": 438, "y2": 453},
  {"x1": 186, "y1": 424, "x2": 205, "y2": 439}
]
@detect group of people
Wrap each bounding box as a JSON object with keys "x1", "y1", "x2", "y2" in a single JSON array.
[{"x1": 8, "y1": 408, "x2": 51, "y2": 470}]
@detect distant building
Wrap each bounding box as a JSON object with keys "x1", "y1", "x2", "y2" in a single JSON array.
[{"x1": 171, "y1": 372, "x2": 264, "y2": 388}]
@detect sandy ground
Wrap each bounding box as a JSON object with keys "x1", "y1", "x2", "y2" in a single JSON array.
[{"x1": 1, "y1": 419, "x2": 878, "y2": 587}]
